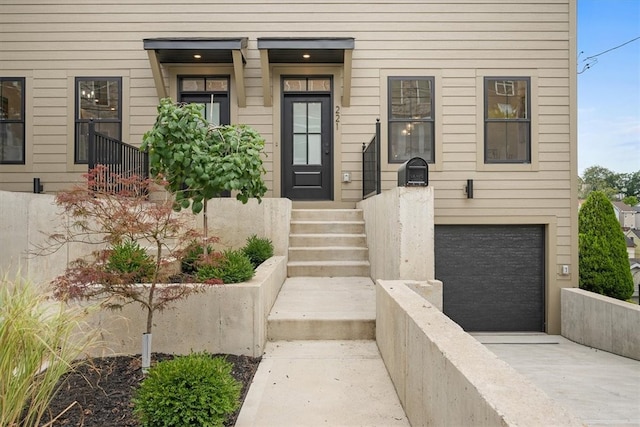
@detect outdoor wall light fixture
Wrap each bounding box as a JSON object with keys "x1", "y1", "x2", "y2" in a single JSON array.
[
  {"x1": 465, "y1": 179, "x2": 474, "y2": 199},
  {"x1": 33, "y1": 177, "x2": 43, "y2": 194}
]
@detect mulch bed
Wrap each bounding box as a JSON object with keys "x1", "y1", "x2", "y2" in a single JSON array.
[{"x1": 40, "y1": 353, "x2": 261, "y2": 426}]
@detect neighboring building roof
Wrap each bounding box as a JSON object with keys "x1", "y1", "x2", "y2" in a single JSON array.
[
  {"x1": 627, "y1": 229, "x2": 640, "y2": 239},
  {"x1": 630, "y1": 258, "x2": 640, "y2": 268},
  {"x1": 625, "y1": 236, "x2": 636, "y2": 248},
  {"x1": 612, "y1": 201, "x2": 634, "y2": 212}
]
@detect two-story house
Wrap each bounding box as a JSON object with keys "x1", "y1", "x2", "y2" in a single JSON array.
[{"x1": 0, "y1": 0, "x2": 578, "y2": 334}]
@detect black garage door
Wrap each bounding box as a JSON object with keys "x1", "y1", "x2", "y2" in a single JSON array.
[{"x1": 435, "y1": 225, "x2": 545, "y2": 332}]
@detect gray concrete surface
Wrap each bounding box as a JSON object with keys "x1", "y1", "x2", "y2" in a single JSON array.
[
  {"x1": 235, "y1": 340, "x2": 410, "y2": 427},
  {"x1": 561, "y1": 288, "x2": 640, "y2": 360},
  {"x1": 475, "y1": 333, "x2": 640, "y2": 427}
]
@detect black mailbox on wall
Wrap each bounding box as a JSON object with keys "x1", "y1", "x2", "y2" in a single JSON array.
[{"x1": 397, "y1": 157, "x2": 429, "y2": 187}]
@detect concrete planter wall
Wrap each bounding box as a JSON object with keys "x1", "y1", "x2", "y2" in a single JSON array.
[
  {"x1": 561, "y1": 288, "x2": 640, "y2": 361},
  {"x1": 376, "y1": 279, "x2": 583, "y2": 427},
  {"x1": 357, "y1": 187, "x2": 435, "y2": 281},
  {"x1": 88, "y1": 256, "x2": 287, "y2": 358}
]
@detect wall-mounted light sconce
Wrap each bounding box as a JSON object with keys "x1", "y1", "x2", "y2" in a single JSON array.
[
  {"x1": 465, "y1": 179, "x2": 473, "y2": 199},
  {"x1": 33, "y1": 177, "x2": 43, "y2": 194}
]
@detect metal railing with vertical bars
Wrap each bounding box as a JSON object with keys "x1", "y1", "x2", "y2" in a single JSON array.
[
  {"x1": 362, "y1": 118, "x2": 381, "y2": 199},
  {"x1": 87, "y1": 120, "x2": 149, "y2": 182}
]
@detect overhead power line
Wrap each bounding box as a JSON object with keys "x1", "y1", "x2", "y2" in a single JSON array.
[{"x1": 578, "y1": 35, "x2": 640, "y2": 74}]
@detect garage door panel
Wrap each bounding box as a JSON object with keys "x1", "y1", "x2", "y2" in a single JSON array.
[{"x1": 435, "y1": 225, "x2": 544, "y2": 332}]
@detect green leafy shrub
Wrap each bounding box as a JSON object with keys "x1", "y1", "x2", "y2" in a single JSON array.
[
  {"x1": 197, "y1": 250, "x2": 255, "y2": 284},
  {"x1": 579, "y1": 191, "x2": 634, "y2": 300},
  {"x1": 180, "y1": 241, "x2": 213, "y2": 274},
  {"x1": 242, "y1": 234, "x2": 274, "y2": 268},
  {"x1": 133, "y1": 353, "x2": 241, "y2": 427},
  {"x1": 106, "y1": 240, "x2": 155, "y2": 282}
]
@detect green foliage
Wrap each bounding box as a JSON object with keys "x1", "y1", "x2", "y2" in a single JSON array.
[
  {"x1": 180, "y1": 240, "x2": 213, "y2": 274},
  {"x1": 197, "y1": 249, "x2": 255, "y2": 284},
  {"x1": 580, "y1": 165, "x2": 640, "y2": 200},
  {"x1": 133, "y1": 353, "x2": 241, "y2": 427},
  {"x1": 0, "y1": 273, "x2": 95, "y2": 426},
  {"x1": 242, "y1": 234, "x2": 274, "y2": 268},
  {"x1": 141, "y1": 98, "x2": 268, "y2": 214},
  {"x1": 107, "y1": 240, "x2": 155, "y2": 282},
  {"x1": 578, "y1": 191, "x2": 634, "y2": 300},
  {"x1": 622, "y1": 195, "x2": 638, "y2": 207}
]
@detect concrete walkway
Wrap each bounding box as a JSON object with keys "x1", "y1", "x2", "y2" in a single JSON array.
[
  {"x1": 235, "y1": 340, "x2": 409, "y2": 427},
  {"x1": 236, "y1": 277, "x2": 408, "y2": 426},
  {"x1": 475, "y1": 333, "x2": 640, "y2": 427}
]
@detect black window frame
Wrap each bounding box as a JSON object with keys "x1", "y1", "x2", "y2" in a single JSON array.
[
  {"x1": 75, "y1": 77, "x2": 122, "y2": 164},
  {"x1": 178, "y1": 75, "x2": 231, "y2": 125},
  {"x1": 0, "y1": 77, "x2": 26, "y2": 165},
  {"x1": 484, "y1": 77, "x2": 531, "y2": 164},
  {"x1": 388, "y1": 76, "x2": 435, "y2": 164}
]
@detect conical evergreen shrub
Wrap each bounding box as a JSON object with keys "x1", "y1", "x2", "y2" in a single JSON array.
[{"x1": 578, "y1": 191, "x2": 633, "y2": 300}]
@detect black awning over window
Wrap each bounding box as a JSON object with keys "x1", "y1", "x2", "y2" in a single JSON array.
[
  {"x1": 143, "y1": 38, "x2": 247, "y2": 64},
  {"x1": 143, "y1": 37, "x2": 248, "y2": 106}
]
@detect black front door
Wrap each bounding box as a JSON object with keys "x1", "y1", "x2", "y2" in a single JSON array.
[{"x1": 282, "y1": 94, "x2": 333, "y2": 200}]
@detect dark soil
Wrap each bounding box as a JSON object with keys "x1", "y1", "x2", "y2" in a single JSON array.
[{"x1": 40, "y1": 353, "x2": 261, "y2": 426}]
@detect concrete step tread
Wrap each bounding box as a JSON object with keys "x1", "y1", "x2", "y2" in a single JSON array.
[
  {"x1": 290, "y1": 233, "x2": 367, "y2": 237},
  {"x1": 291, "y1": 220, "x2": 365, "y2": 224},
  {"x1": 287, "y1": 260, "x2": 370, "y2": 266},
  {"x1": 289, "y1": 246, "x2": 368, "y2": 251}
]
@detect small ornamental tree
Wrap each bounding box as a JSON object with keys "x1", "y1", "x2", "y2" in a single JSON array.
[
  {"x1": 44, "y1": 167, "x2": 206, "y2": 370},
  {"x1": 141, "y1": 98, "x2": 268, "y2": 245},
  {"x1": 578, "y1": 190, "x2": 634, "y2": 300}
]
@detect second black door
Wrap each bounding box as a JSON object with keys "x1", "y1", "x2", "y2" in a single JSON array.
[{"x1": 282, "y1": 94, "x2": 333, "y2": 200}]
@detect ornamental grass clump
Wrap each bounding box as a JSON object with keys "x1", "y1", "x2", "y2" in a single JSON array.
[
  {"x1": 0, "y1": 272, "x2": 95, "y2": 427},
  {"x1": 242, "y1": 234, "x2": 274, "y2": 268},
  {"x1": 133, "y1": 353, "x2": 241, "y2": 427}
]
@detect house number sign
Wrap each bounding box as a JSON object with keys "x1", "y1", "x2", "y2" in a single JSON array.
[{"x1": 335, "y1": 105, "x2": 340, "y2": 129}]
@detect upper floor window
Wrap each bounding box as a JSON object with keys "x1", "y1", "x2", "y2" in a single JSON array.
[
  {"x1": 179, "y1": 76, "x2": 230, "y2": 125},
  {"x1": 0, "y1": 78, "x2": 25, "y2": 164},
  {"x1": 75, "y1": 77, "x2": 122, "y2": 164},
  {"x1": 485, "y1": 77, "x2": 530, "y2": 163},
  {"x1": 388, "y1": 77, "x2": 434, "y2": 163}
]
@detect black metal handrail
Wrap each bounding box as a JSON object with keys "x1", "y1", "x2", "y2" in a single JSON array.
[
  {"x1": 362, "y1": 118, "x2": 381, "y2": 199},
  {"x1": 88, "y1": 120, "x2": 149, "y2": 181}
]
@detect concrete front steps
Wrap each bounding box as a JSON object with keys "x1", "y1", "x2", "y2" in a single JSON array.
[
  {"x1": 267, "y1": 276, "x2": 376, "y2": 341},
  {"x1": 287, "y1": 209, "x2": 370, "y2": 277},
  {"x1": 267, "y1": 209, "x2": 375, "y2": 341}
]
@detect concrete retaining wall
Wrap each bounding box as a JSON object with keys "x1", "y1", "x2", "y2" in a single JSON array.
[
  {"x1": 0, "y1": 191, "x2": 74, "y2": 284},
  {"x1": 89, "y1": 256, "x2": 287, "y2": 357},
  {"x1": 561, "y1": 288, "x2": 640, "y2": 361},
  {"x1": 357, "y1": 187, "x2": 434, "y2": 281},
  {"x1": 0, "y1": 190, "x2": 291, "y2": 285},
  {"x1": 377, "y1": 279, "x2": 583, "y2": 426}
]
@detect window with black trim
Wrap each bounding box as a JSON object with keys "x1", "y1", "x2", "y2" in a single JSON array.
[
  {"x1": 75, "y1": 77, "x2": 122, "y2": 164},
  {"x1": 178, "y1": 76, "x2": 230, "y2": 125},
  {"x1": 388, "y1": 77, "x2": 434, "y2": 163},
  {"x1": 0, "y1": 77, "x2": 25, "y2": 164},
  {"x1": 484, "y1": 77, "x2": 530, "y2": 163}
]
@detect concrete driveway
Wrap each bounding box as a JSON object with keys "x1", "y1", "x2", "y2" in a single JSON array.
[{"x1": 474, "y1": 334, "x2": 640, "y2": 427}]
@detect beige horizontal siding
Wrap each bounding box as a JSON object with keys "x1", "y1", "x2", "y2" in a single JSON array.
[{"x1": 1, "y1": 1, "x2": 575, "y2": 305}]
